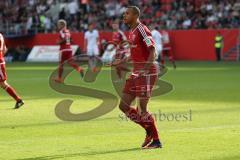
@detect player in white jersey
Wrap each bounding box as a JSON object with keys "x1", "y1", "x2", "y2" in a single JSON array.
[
  {"x1": 151, "y1": 26, "x2": 163, "y2": 64},
  {"x1": 84, "y1": 23, "x2": 100, "y2": 72}
]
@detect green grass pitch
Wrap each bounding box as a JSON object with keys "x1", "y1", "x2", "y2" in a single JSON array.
[{"x1": 0, "y1": 62, "x2": 240, "y2": 160}]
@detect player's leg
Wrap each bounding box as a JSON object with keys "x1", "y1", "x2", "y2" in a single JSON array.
[
  {"x1": 92, "y1": 46, "x2": 100, "y2": 72},
  {"x1": 115, "y1": 66, "x2": 122, "y2": 80},
  {"x1": 119, "y1": 77, "x2": 154, "y2": 138},
  {"x1": 119, "y1": 93, "x2": 136, "y2": 113},
  {"x1": 66, "y1": 51, "x2": 84, "y2": 78},
  {"x1": 168, "y1": 49, "x2": 176, "y2": 69},
  {"x1": 88, "y1": 56, "x2": 94, "y2": 70},
  {"x1": 87, "y1": 48, "x2": 95, "y2": 71},
  {"x1": 119, "y1": 93, "x2": 152, "y2": 129},
  {"x1": 160, "y1": 50, "x2": 165, "y2": 67},
  {"x1": 0, "y1": 81, "x2": 24, "y2": 109},
  {"x1": 156, "y1": 51, "x2": 161, "y2": 65},
  {"x1": 67, "y1": 59, "x2": 84, "y2": 78},
  {"x1": 54, "y1": 51, "x2": 64, "y2": 83},
  {"x1": 0, "y1": 63, "x2": 23, "y2": 108},
  {"x1": 216, "y1": 48, "x2": 221, "y2": 61},
  {"x1": 55, "y1": 62, "x2": 64, "y2": 83},
  {"x1": 156, "y1": 48, "x2": 164, "y2": 74},
  {"x1": 119, "y1": 77, "x2": 143, "y2": 125},
  {"x1": 137, "y1": 74, "x2": 161, "y2": 149},
  {"x1": 139, "y1": 97, "x2": 161, "y2": 149},
  {"x1": 156, "y1": 45, "x2": 162, "y2": 65}
]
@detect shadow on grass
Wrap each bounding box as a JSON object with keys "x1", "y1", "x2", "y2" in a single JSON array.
[
  {"x1": 16, "y1": 147, "x2": 140, "y2": 160},
  {"x1": 0, "y1": 117, "x2": 118, "y2": 130},
  {"x1": 206, "y1": 155, "x2": 240, "y2": 160}
]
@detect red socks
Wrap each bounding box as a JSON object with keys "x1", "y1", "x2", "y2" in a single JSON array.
[
  {"x1": 141, "y1": 112, "x2": 159, "y2": 140},
  {"x1": 68, "y1": 61, "x2": 83, "y2": 73},
  {"x1": 58, "y1": 64, "x2": 64, "y2": 79},
  {"x1": 126, "y1": 107, "x2": 159, "y2": 140},
  {"x1": 5, "y1": 86, "x2": 21, "y2": 102},
  {"x1": 59, "y1": 61, "x2": 83, "y2": 79}
]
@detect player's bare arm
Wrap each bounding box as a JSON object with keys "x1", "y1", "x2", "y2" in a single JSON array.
[
  {"x1": 111, "y1": 52, "x2": 130, "y2": 66},
  {"x1": 143, "y1": 46, "x2": 156, "y2": 71},
  {"x1": 3, "y1": 44, "x2": 7, "y2": 55}
]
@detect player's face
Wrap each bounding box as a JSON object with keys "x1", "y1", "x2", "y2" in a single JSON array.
[
  {"x1": 57, "y1": 23, "x2": 63, "y2": 30},
  {"x1": 112, "y1": 23, "x2": 119, "y2": 31},
  {"x1": 89, "y1": 24, "x2": 93, "y2": 31},
  {"x1": 123, "y1": 8, "x2": 135, "y2": 25}
]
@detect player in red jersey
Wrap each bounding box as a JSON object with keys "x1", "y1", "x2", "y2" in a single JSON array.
[
  {"x1": 0, "y1": 33, "x2": 24, "y2": 109},
  {"x1": 117, "y1": 6, "x2": 162, "y2": 149},
  {"x1": 54, "y1": 20, "x2": 84, "y2": 83},
  {"x1": 111, "y1": 19, "x2": 130, "y2": 80}
]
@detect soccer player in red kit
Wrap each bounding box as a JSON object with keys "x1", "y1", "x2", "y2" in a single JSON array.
[
  {"x1": 117, "y1": 6, "x2": 162, "y2": 149},
  {"x1": 0, "y1": 33, "x2": 24, "y2": 109},
  {"x1": 55, "y1": 20, "x2": 84, "y2": 83},
  {"x1": 111, "y1": 19, "x2": 130, "y2": 80}
]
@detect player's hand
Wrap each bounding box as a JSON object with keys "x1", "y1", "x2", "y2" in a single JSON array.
[
  {"x1": 111, "y1": 59, "x2": 122, "y2": 66},
  {"x1": 138, "y1": 69, "x2": 149, "y2": 76}
]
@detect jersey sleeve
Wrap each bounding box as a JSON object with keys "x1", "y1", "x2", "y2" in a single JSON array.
[
  {"x1": 0, "y1": 34, "x2": 6, "y2": 52},
  {"x1": 95, "y1": 30, "x2": 99, "y2": 38},
  {"x1": 84, "y1": 32, "x2": 88, "y2": 40},
  {"x1": 138, "y1": 25, "x2": 155, "y2": 48}
]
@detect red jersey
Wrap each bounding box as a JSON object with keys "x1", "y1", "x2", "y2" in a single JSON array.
[
  {"x1": 0, "y1": 33, "x2": 6, "y2": 63},
  {"x1": 112, "y1": 30, "x2": 128, "y2": 60},
  {"x1": 129, "y1": 23, "x2": 155, "y2": 71},
  {"x1": 59, "y1": 28, "x2": 72, "y2": 51},
  {"x1": 112, "y1": 30, "x2": 126, "y2": 45}
]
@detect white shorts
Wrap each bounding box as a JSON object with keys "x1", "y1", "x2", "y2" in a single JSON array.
[
  {"x1": 87, "y1": 46, "x2": 99, "y2": 56},
  {"x1": 155, "y1": 45, "x2": 163, "y2": 58}
]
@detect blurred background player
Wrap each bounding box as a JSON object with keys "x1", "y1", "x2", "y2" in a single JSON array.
[
  {"x1": 55, "y1": 19, "x2": 84, "y2": 83},
  {"x1": 161, "y1": 30, "x2": 176, "y2": 69},
  {"x1": 151, "y1": 26, "x2": 163, "y2": 67},
  {"x1": 0, "y1": 33, "x2": 24, "y2": 109},
  {"x1": 84, "y1": 23, "x2": 100, "y2": 72},
  {"x1": 118, "y1": 6, "x2": 162, "y2": 149},
  {"x1": 111, "y1": 19, "x2": 130, "y2": 81},
  {"x1": 215, "y1": 31, "x2": 224, "y2": 61}
]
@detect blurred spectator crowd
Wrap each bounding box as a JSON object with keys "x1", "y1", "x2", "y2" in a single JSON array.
[{"x1": 0, "y1": 0, "x2": 239, "y2": 36}]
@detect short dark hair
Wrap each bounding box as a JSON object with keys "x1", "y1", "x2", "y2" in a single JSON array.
[{"x1": 127, "y1": 6, "x2": 140, "y2": 17}]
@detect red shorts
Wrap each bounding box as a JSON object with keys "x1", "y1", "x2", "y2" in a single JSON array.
[
  {"x1": 60, "y1": 50, "x2": 73, "y2": 64},
  {"x1": 0, "y1": 63, "x2": 7, "y2": 82},
  {"x1": 123, "y1": 68, "x2": 158, "y2": 99}
]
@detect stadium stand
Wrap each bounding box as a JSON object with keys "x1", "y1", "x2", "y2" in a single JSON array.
[{"x1": 0, "y1": 0, "x2": 239, "y2": 37}]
